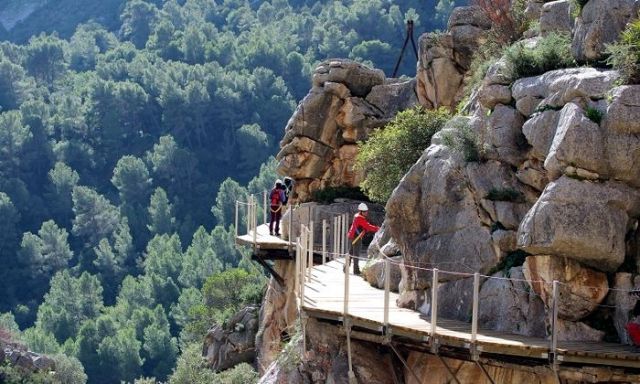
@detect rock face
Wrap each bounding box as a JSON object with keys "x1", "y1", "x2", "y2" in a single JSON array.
[
  {"x1": 0, "y1": 339, "x2": 55, "y2": 376},
  {"x1": 362, "y1": 255, "x2": 402, "y2": 292},
  {"x1": 204, "y1": 306, "x2": 260, "y2": 372},
  {"x1": 277, "y1": 59, "x2": 418, "y2": 202},
  {"x1": 572, "y1": 0, "x2": 640, "y2": 62},
  {"x1": 523, "y1": 256, "x2": 608, "y2": 320},
  {"x1": 416, "y1": 6, "x2": 491, "y2": 110},
  {"x1": 539, "y1": 0, "x2": 573, "y2": 36},
  {"x1": 478, "y1": 267, "x2": 546, "y2": 337}
]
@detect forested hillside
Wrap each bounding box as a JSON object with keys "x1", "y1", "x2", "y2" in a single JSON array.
[{"x1": 0, "y1": 0, "x2": 462, "y2": 383}]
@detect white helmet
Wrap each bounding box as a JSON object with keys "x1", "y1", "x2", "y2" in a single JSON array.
[
  {"x1": 275, "y1": 179, "x2": 283, "y2": 186},
  {"x1": 357, "y1": 203, "x2": 368, "y2": 212}
]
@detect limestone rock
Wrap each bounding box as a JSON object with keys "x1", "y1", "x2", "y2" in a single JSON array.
[
  {"x1": 544, "y1": 102, "x2": 606, "y2": 179},
  {"x1": 572, "y1": 0, "x2": 639, "y2": 62},
  {"x1": 540, "y1": 0, "x2": 573, "y2": 36},
  {"x1": 362, "y1": 255, "x2": 402, "y2": 292},
  {"x1": 523, "y1": 256, "x2": 608, "y2": 321},
  {"x1": 522, "y1": 110, "x2": 560, "y2": 161},
  {"x1": 484, "y1": 58, "x2": 513, "y2": 86},
  {"x1": 516, "y1": 159, "x2": 549, "y2": 191},
  {"x1": 479, "y1": 267, "x2": 547, "y2": 337},
  {"x1": 313, "y1": 60, "x2": 385, "y2": 97},
  {"x1": 484, "y1": 104, "x2": 526, "y2": 166},
  {"x1": 204, "y1": 306, "x2": 259, "y2": 371},
  {"x1": 556, "y1": 319, "x2": 605, "y2": 342},
  {"x1": 606, "y1": 85, "x2": 640, "y2": 134},
  {"x1": 518, "y1": 176, "x2": 640, "y2": 271},
  {"x1": 478, "y1": 84, "x2": 512, "y2": 110},
  {"x1": 524, "y1": 0, "x2": 545, "y2": 21},
  {"x1": 365, "y1": 79, "x2": 418, "y2": 119},
  {"x1": 416, "y1": 6, "x2": 491, "y2": 109},
  {"x1": 386, "y1": 145, "x2": 497, "y2": 286},
  {"x1": 256, "y1": 261, "x2": 299, "y2": 371}
]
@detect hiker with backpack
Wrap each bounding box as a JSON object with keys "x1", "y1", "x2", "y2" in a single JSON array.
[
  {"x1": 269, "y1": 179, "x2": 286, "y2": 236},
  {"x1": 347, "y1": 203, "x2": 380, "y2": 275}
]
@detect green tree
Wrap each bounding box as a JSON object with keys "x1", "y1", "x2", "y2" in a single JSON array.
[
  {"x1": 178, "y1": 226, "x2": 222, "y2": 288},
  {"x1": 143, "y1": 233, "x2": 182, "y2": 281},
  {"x1": 167, "y1": 343, "x2": 215, "y2": 384},
  {"x1": 356, "y1": 107, "x2": 451, "y2": 202},
  {"x1": 72, "y1": 186, "x2": 120, "y2": 246},
  {"x1": 141, "y1": 306, "x2": 178, "y2": 381},
  {"x1": 22, "y1": 327, "x2": 61, "y2": 354},
  {"x1": 147, "y1": 187, "x2": 175, "y2": 236},
  {"x1": 0, "y1": 192, "x2": 20, "y2": 254},
  {"x1": 211, "y1": 178, "x2": 247, "y2": 228},
  {"x1": 24, "y1": 34, "x2": 67, "y2": 85},
  {"x1": 0, "y1": 58, "x2": 33, "y2": 111},
  {"x1": 47, "y1": 162, "x2": 80, "y2": 227},
  {"x1": 35, "y1": 271, "x2": 104, "y2": 342},
  {"x1": 51, "y1": 354, "x2": 88, "y2": 384},
  {"x1": 19, "y1": 220, "x2": 73, "y2": 276},
  {"x1": 111, "y1": 155, "x2": 152, "y2": 205},
  {"x1": 97, "y1": 327, "x2": 143, "y2": 383},
  {"x1": 120, "y1": 0, "x2": 159, "y2": 48},
  {"x1": 0, "y1": 111, "x2": 32, "y2": 178}
]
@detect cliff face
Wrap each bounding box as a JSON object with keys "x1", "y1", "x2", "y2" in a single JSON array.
[{"x1": 256, "y1": 1, "x2": 640, "y2": 383}]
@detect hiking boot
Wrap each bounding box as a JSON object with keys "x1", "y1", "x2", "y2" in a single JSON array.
[
  {"x1": 354, "y1": 268, "x2": 361, "y2": 276},
  {"x1": 275, "y1": 232, "x2": 281, "y2": 237}
]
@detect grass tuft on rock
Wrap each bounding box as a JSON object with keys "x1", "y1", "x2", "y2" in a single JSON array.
[
  {"x1": 505, "y1": 32, "x2": 575, "y2": 79},
  {"x1": 440, "y1": 119, "x2": 483, "y2": 162},
  {"x1": 585, "y1": 106, "x2": 604, "y2": 125},
  {"x1": 486, "y1": 187, "x2": 524, "y2": 202},
  {"x1": 606, "y1": 19, "x2": 640, "y2": 84}
]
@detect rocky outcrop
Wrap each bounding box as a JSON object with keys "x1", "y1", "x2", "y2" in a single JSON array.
[
  {"x1": 478, "y1": 267, "x2": 546, "y2": 337},
  {"x1": 0, "y1": 338, "x2": 55, "y2": 376},
  {"x1": 204, "y1": 306, "x2": 260, "y2": 372},
  {"x1": 572, "y1": 0, "x2": 640, "y2": 62},
  {"x1": 362, "y1": 255, "x2": 402, "y2": 292},
  {"x1": 416, "y1": 6, "x2": 491, "y2": 110},
  {"x1": 277, "y1": 60, "x2": 418, "y2": 202},
  {"x1": 539, "y1": 0, "x2": 573, "y2": 36}
]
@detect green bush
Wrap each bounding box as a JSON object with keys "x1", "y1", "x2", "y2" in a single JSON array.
[
  {"x1": 440, "y1": 119, "x2": 482, "y2": 162},
  {"x1": 585, "y1": 106, "x2": 604, "y2": 125},
  {"x1": 606, "y1": 19, "x2": 640, "y2": 84},
  {"x1": 356, "y1": 107, "x2": 451, "y2": 203},
  {"x1": 486, "y1": 187, "x2": 524, "y2": 202},
  {"x1": 215, "y1": 363, "x2": 259, "y2": 384},
  {"x1": 505, "y1": 33, "x2": 575, "y2": 78}
]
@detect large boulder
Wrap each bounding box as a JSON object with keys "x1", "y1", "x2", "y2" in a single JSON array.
[
  {"x1": 572, "y1": 0, "x2": 640, "y2": 62},
  {"x1": 556, "y1": 319, "x2": 605, "y2": 342},
  {"x1": 539, "y1": 0, "x2": 574, "y2": 36},
  {"x1": 416, "y1": 6, "x2": 491, "y2": 110},
  {"x1": 362, "y1": 255, "x2": 402, "y2": 292},
  {"x1": 523, "y1": 256, "x2": 608, "y2": 321},
  {"x1": 478, "y1": 267, "x2": 547, "y2": 337},
  {"x1": 611, "y1": 273, "x2": 640, "y2": 344},
  {"x1": 278, "y1": 60, "x2": 417, "y2": 202},
  {"x1": 544, "y1": 102, "x2": 606, "y2": 179},
  {"x1": 204, "y1": 306, "x2": 260, "y2": 371},
  {"x1": 518, "y1": 176, "x2": 640, "y2": 272}
]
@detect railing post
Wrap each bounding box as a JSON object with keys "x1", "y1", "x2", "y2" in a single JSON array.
[
  {"x1": 288, "y1": 206, "x2": 293, "y2": 251},
  {"x1": 430, "y1": 268, "x2": 439, "y2": 352},
  {"x1": 235, "y1": 201, "x2": 239, "y2": 238},
  {"x1": 333, "y1": 216, "x2": 338, "y2": 255},
  {"x1": 251, "y1": 195, "x2": 257, "y2": 246},
  {"x1": 295, "y1": 237, "x2": 300, "y2": 309},
  {"x1": 384, "y1": 257, "x2": 390, "y2": 329},
  {"x1": 471, "y1": 272, "x2": 480, "y2": 346},
  {"x1": 322, "y1": 219, "x2": 327, "y2": 264},
  {"x1": 551, "y1": 280, "x2": 559, "y2": 362},
  {"x1": 344, "y1": 252, "x2": 350, "y2": 317},
  {"x1": 308, "y1": 221, "x2": 314, "y2": 279},
  {"x1": 263, "y1": 190, "x2": 267, "y2": 225}
]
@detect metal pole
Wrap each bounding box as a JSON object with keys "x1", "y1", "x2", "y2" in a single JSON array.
[
  {"x1": 263, "y1": 190, "x2": 267, "y2": 225},
  {"x1": 431, "y1": 268, "x2": 439, "y2": 344},
  {"x1": 384, "y1": 257, "x2": 390, "y2": 328},
  {"x1": 333, "y1": 217, "x2": 338, "y2": 255},
  {"x1": 551, "y1": 280, "x2": 559, "y2": 360},
  {"x1": 471, "y1": 272, "x2": 480, "y2": 344},
  {"x1": 295, "y1": 238, "x2": 300, "y2": 309},
  {"x1": 344, "y1": 253, "x2": 350, "y2": 317},
  {"x1": 343, "y1": 213, "x2": 349, "y2": 255},
  {"x1": 252, "y1": 196, "x2": 257, "y2": 246},
  {"x1": 308, "y1": 221, "x2": 314, "y2": 279},
  {"x1": 235, "y1": 201, "x2": 239, "y2": 238},
  {"x1": 322, "y1": 219, "x2": 327, "y2": 264}
]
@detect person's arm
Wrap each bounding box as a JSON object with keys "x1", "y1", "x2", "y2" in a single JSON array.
[
  {"x1": 279, "y1": 190, "x2": 285, "y2": 204},
  {"x1": 355, "y1": 216, "x2": 379, "y2": 233}
]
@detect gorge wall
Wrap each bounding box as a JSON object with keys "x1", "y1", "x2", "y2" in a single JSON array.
[{"x1": 252, "y1": 1, "x2": 640, "y2": 383}]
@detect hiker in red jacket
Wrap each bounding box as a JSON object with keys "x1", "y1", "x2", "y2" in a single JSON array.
[
  {"x1": 347, "y1": 203, "x2": 379, "y2": 275},
  {"x1": 269, "y1": 179, "x2": 286, "y2": 236}
]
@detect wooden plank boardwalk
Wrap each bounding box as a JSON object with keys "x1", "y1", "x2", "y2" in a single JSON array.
[
  {"x1": 236, "y1": 224, "x2": 292, "y2": 250},
  {"x1": 302, "y1": 259, "x2": 640, "y2": 370}
]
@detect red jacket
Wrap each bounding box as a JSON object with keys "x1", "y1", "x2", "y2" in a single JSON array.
[
  {"x1": 347, "y1": 213, "x2": 379, "y2": 241},
  {"x1": 626, "y1": 322, "x2": 640, "y2": 346}
]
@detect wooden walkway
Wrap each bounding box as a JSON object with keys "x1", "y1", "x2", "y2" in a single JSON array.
[
  {"x1": 302, "y1": 259, "x2": 640, "y2": 370},
  {"x1": 236, "y1": 224, "x2": 292, "y2": 250}
]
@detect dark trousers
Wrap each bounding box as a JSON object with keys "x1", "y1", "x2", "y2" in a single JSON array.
[
  {"x1": 349, "y1": 239, "x2": 363, "y2": 274},
  {"x1": 269, "y1": 205, "x2": 281, "y2": 234}
]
